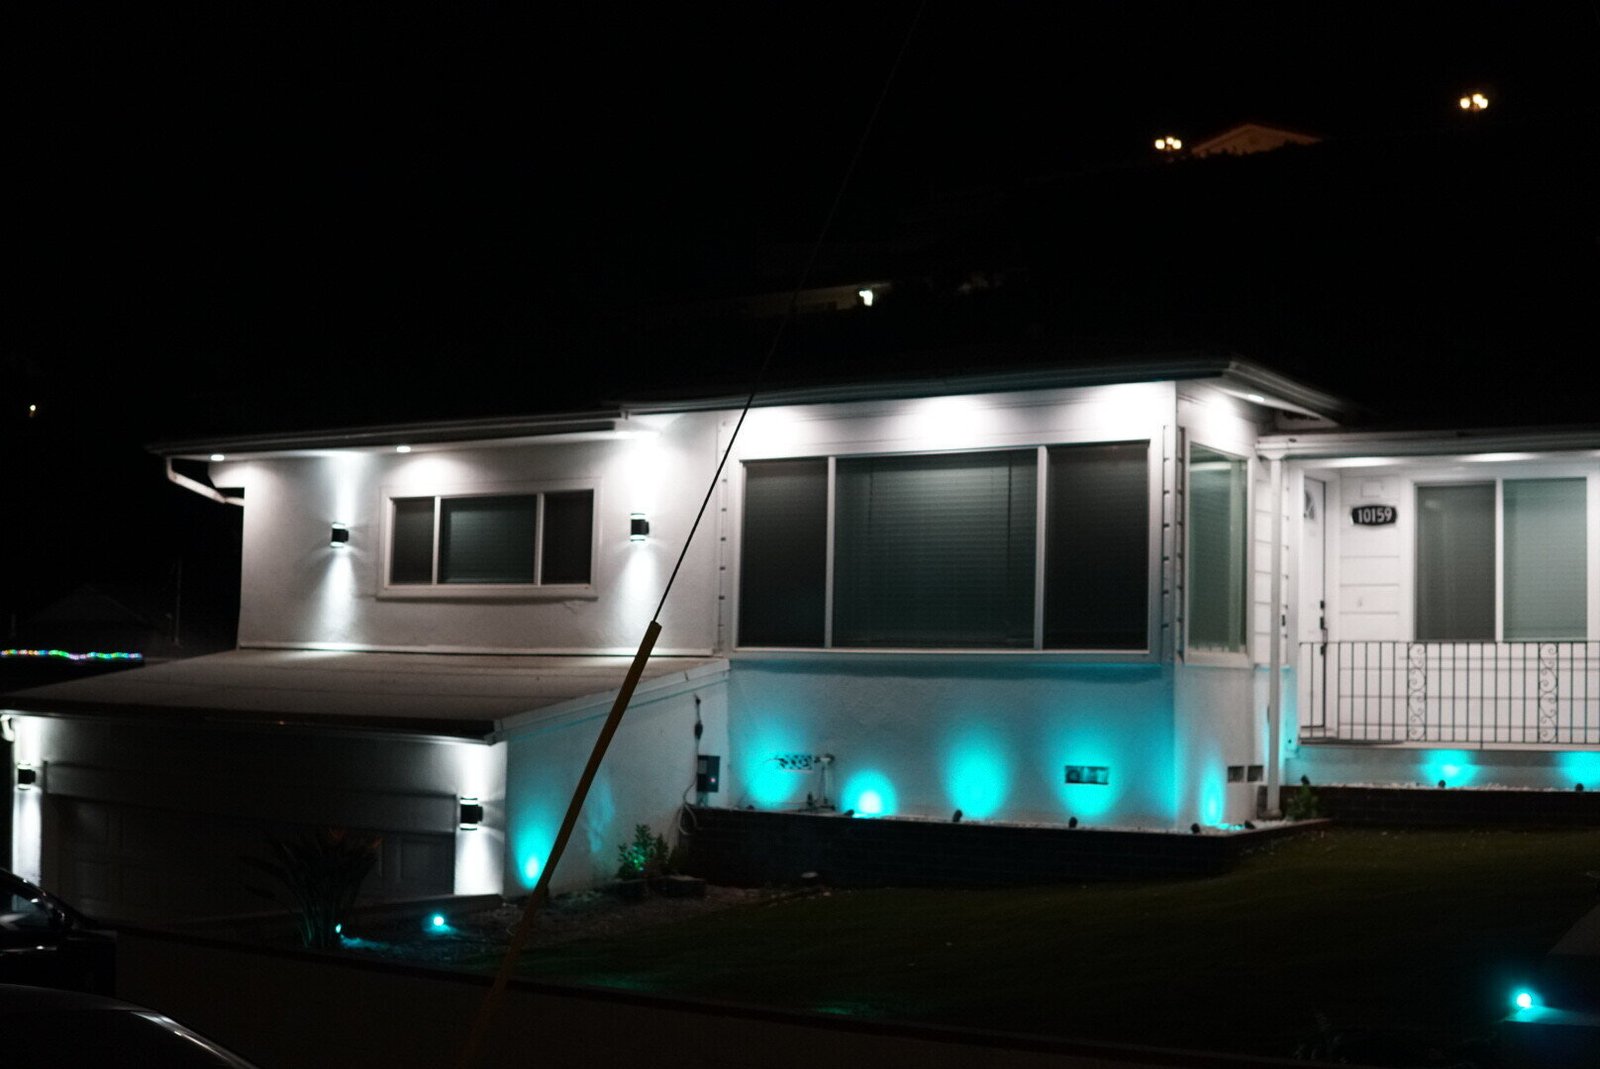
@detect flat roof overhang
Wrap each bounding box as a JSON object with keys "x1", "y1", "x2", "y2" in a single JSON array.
[
  {"x1": 1258, "y1": 425, "x2": 1600, "y2": 461},
  {"x1": 2, "y1": 649, "x2": 730, "y2": 742}
]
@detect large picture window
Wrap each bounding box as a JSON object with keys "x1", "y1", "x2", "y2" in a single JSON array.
[
  {"x1": 738, "y1": 443, "x2": 1149, "y2": 651},
  {"x1": 1417, "y1": 477, "x2": 1587, "y2": 641},
  {"x1": 387, "y1": 490, "x2": 594, "y2": 589}
]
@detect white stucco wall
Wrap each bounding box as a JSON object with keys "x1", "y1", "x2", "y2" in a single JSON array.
[
  {"x1": 728, "y1": 657, "x2": 1177, "y2": 827},
  {"x1": 212, "y1": 412, "x2": 722, "y2": 655},
  {"x1": 500, "y1": 665, "x2": 729, "y2": 898}
]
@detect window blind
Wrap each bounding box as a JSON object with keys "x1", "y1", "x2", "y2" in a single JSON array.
[
  {"x1": 439, "y1": 496, "x2": 538, "y2": 584},
  {"x1": 833, "y1": 451, "x2": 1036, "y2": 648},
  {"x1": 739, "y1": 459, "x2": 828, "y2": 647}
]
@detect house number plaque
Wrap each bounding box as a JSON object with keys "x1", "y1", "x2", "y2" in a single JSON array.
[{"x1": 1350, "y1": 505, "x2": 1397, "y2": 526}]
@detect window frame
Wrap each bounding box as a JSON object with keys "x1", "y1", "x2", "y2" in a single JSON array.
[
  {"x1": 1412, "y1": 471, "x2": 1591, "y2": 642},
  {"x1": 377, "y1": 479, "x2": 600, "y2": 600},
  {"x1": 732, "y1": 441, "x2": 1159, "y2": 658},
  {"x1": 1182, "y1": 441, "x2": 1252, "y2": 665}
]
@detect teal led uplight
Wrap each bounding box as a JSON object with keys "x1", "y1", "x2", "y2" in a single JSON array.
[
  {"x1": 1559, "y1": 751, "x2": 1600, "y2": 787},
  {"x1": 430, "y1": 914, "x2": 447, "y2": 929},
  {"x1": 1512, "y1": 988, "x2": 1537, "y2": 1012},
  {"x1": 945, "y1": 729, "x2": 1009, "y2": 820},
  {"x1": 523, "y1": 855, "x2": 543, "y2": 882},
  {"x1": 1420, "y1": 749, "x2": 1477, "y2": 787},
  {"x1": 841, "y1": 770, "x2": 897, "y2": 818}
]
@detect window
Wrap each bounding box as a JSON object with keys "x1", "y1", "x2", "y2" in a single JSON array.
[
  {"x1": 1417, "y1": 477, "x2": 1587, "y2": 641},
  {"x1": 1187, "y1": 445, "x2": 1248, "y2": 653},
  {"x1": 386, "y1": 490, "x2": 594, "y2": 590},
  {"x1": 738, "y1": 443, "x2": 1149, "y2": 650}
]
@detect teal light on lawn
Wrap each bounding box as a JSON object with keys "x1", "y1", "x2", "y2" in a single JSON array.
[
  {"x1": 841, "y1": 769, "x2": 896, "y2": 818},
  {"x1": 431, "y1": 914, "x2": 447, "y2": 929},
  {"x1": 944, "y1": 728, "x2": 1009, "y2": 819},
  {"x1": 1512, "y1": 989, "x2": 1537, "y2": 1011},
  {"x1": 1420, "y1": 749, "x2": 1477, "y2": 787}
]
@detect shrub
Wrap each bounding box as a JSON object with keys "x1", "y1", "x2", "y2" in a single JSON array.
[
  {"x1": 243, "y1": 826, "x2": 381, "y2": 949},
  {"x1": 616, "y1": 824, "x2": 671, "y2": 880}
]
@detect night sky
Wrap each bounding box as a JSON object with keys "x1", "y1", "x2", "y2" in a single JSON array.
[{"x1": 8, "y1": 2, "x2": 1599, "y2": 646}]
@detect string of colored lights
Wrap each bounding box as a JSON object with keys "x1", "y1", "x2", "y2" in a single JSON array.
[{"x1": 1, "y1": 648, "x2": 143, "y2": 663}]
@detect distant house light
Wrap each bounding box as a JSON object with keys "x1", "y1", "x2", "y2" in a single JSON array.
[
  {"x1": 1459, "y1": 91, "x2": 1489, "y2": 112},
  {"x1": 857, "y1": 288, "x2": 875, "y2": 307},
  {"x1": 1154, "y1": 135, "x2": 1183, "y2": 152}
]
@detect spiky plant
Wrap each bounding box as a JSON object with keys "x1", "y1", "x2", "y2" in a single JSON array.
[{"x1": 243, "y1": 827, "x2": 381, "y2": 949}]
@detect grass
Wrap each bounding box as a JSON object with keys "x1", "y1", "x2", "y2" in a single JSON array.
[{"x1": 482, "y1": 827, "x2": 1600, "y2": 1060}]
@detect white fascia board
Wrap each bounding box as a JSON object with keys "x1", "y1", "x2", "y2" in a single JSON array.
[
  {"x1": 149, "y1": 410, "x2": 633, "y2": 460},
  {"x1": 1258, "y1": 426, "x2": 1600, "y2": 461}
]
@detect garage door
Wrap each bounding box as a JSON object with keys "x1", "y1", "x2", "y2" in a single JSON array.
[{"x1": 43, "y1": 797, "x2": 455, "y2": 924}]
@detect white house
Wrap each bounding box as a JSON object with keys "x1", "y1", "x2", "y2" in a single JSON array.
[{"x1": 6, "y1": 356, "x2": 1596, "y2": 922}]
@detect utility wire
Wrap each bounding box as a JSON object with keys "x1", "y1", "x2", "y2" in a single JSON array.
[{"x1": 457, "y1": 6, "x2": 927, "y2": 1066}]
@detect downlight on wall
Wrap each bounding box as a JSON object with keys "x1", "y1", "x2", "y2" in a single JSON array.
[
  {"x1": 629, "y1": 513, "x2": 650, "y2": 541},
  {"x1": 329, "y1": 523, "x2": 351, "y2": 547}
]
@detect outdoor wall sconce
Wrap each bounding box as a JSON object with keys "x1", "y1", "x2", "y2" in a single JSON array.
[
  {"x1": 629, "y1": 513, "x2": 650, "y2": 541},
  {"x1": 16, "y1": 765, "x2": 38, "y2": 790},
  {"x1": 330, "y1": 523, "x2": 350, "y2": 547},
  {"x1": 458, "y1": 798, "x2": 484, "y2": 829}
]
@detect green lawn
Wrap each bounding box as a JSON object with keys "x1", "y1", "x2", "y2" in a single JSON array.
[{"x1": 496, "y1": 828, "x2": 1600, "y2": 1060}]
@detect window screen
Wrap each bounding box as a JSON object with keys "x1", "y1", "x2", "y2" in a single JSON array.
[
  {"x1": 1188, "y1": 446, "x2": 1247, "y2": 651},
  {"x1": 833, "y1": 451, "x2": 1036, "y2": 648},
  {"x1": 1504, "y1": 478, "x2": 1587, "y2": 640},
  {"x1": 1416, "y1": 483, "x2": 1494, "y2": 640},
  {"x1": 1045, "y1": 442, "x2": 1149, "y2": 649},
  {"x1": 739, "y1": 459, "x2": 828, "y2": 647}
]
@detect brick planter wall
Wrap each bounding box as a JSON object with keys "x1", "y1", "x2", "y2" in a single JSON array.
[
  {"x1": 1303, "y1": 785, "x2": 1600, "y2": 827},
  {"x1": 683, "y1": 806, "x2": 1313, "y2": 888}
]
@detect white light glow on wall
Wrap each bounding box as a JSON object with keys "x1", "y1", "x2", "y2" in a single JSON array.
[
  {"x1": 10, "y1": 715, "x2": 44, "y2": 882},
  {"x1": 453, "y1": 741, "x2": 505, "y2": 895}
]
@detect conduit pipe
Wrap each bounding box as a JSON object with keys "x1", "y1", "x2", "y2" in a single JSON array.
[{"x1": 1265, "y1": 456, "x2": 1284, "y2": 816}]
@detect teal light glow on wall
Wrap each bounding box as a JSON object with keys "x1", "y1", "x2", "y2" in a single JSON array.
[
  {"x1": 743, "y1": 726, "x2": 813, "y2": 807},
  {"x1": 1558, "y1": 751, "x2": 1600, "y2": 787},
  {"x1": 512, "y1": 818, "x2": 556, "y2": 891},
  {"x1": 944, "y1": 729, "x2": 1009, "y2": 819},
  {"x1": 841, "y1": 769, "x2": 897, "y2": 817},
  {"x1": 1198, "y1": 768, "x2": 1225, "y2": 825},
  {"x1": 1420, "y1": 749, "x2": 1477, "y2": 787},
  {"x1": 1049, "y1": 726, "x2": 1121, "y2": 819}
]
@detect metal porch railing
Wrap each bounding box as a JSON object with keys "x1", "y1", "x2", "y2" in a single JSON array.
[{"x1": 1299, "y1": 640, "x2": 1600, "y2": 745}]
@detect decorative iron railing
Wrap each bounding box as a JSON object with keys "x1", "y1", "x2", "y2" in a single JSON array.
[{"x1": 1298, "y1": 641, "x2": 1600, "y2": 745}]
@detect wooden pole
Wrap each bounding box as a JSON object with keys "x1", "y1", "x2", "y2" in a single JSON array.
[{"x1": 455, "y1": 618, "x2": 662, "y2": 1068}]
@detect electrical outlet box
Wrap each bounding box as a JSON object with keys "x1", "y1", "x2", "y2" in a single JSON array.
[
  {"x1": 1064, "y1": 765, "x2": 1109, "y2": 785},
  {"x1": 696, "y1": 755, "x2": 721, "y2": 793}
]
